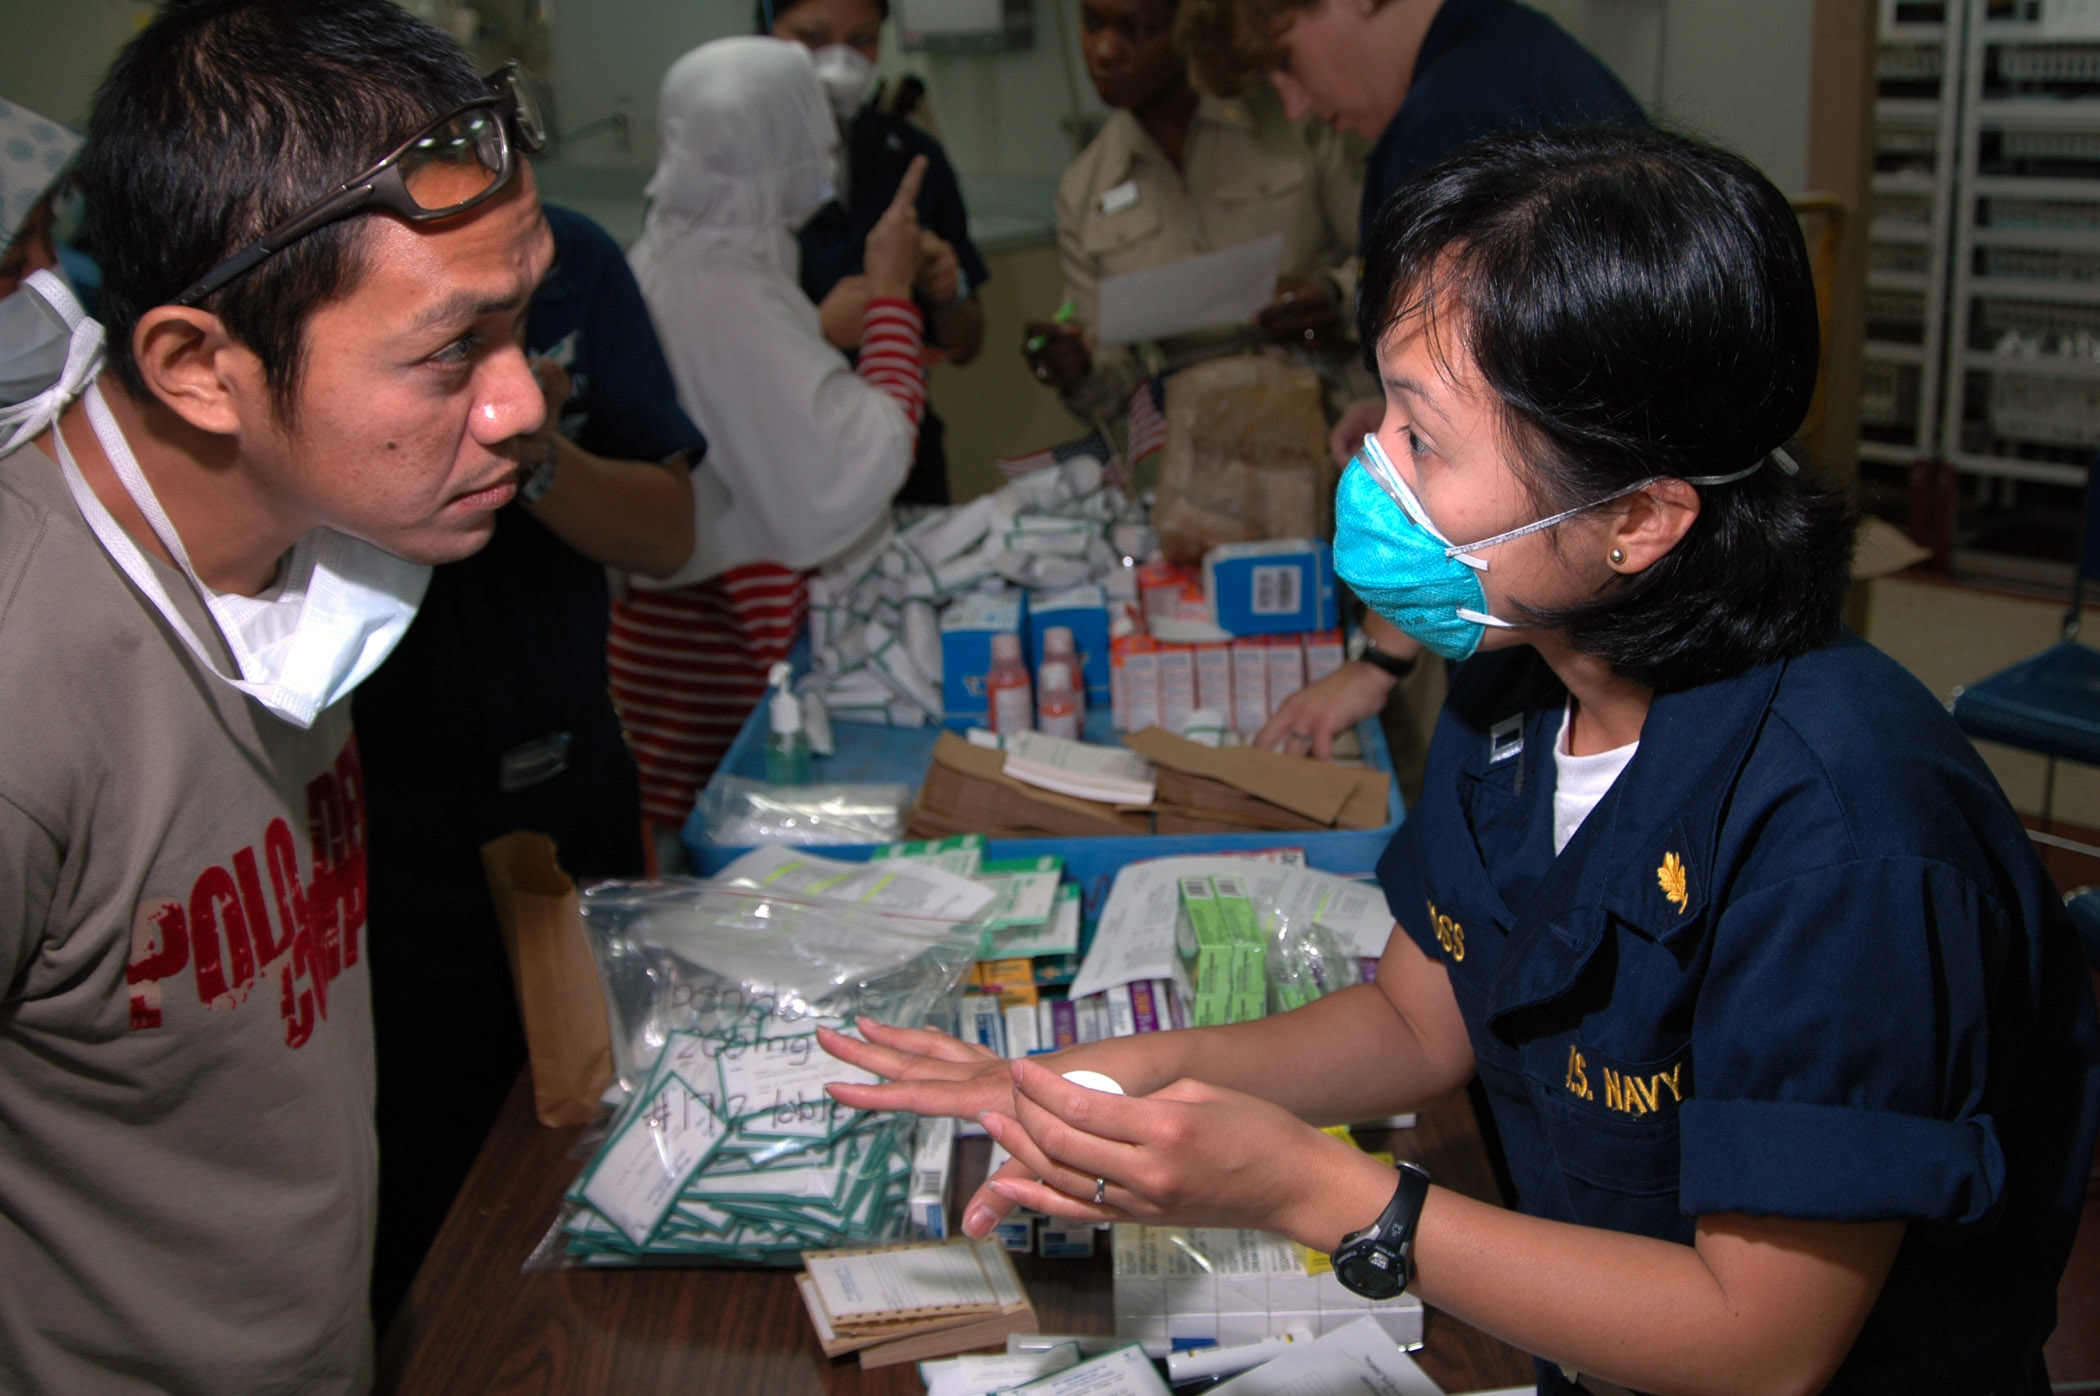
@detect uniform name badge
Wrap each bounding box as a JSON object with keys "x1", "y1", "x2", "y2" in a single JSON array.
[{"x1": 1098, "y1": 180, "x2": 1139, "y2": 216}]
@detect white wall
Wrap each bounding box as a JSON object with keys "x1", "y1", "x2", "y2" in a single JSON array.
[
  {"x1": 1531, "y1": 0, "x2": 1816, "y2": 195},
  {"x1": 0, "y1": 0, "x2": 152, "y2": 130}
]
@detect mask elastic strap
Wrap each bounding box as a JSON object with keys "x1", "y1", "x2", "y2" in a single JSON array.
[
  {"x1": 1447, "y1": 446, "x2": 1804, "y2": 564},
  {"x1": 1446, "y1": 476, "x2": 1660, "y2": 565},
  {"x1": 51, "y1": 385, "x2": 269, "y2": 702}
]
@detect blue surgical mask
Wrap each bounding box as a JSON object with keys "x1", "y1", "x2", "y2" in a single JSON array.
[{"x1": 1333, "y1": 433, "x2": 1790, "y2": 662}]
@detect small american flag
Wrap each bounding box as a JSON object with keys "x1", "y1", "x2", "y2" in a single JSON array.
[
  {"x1": 994, "y1": 429, "x2": 1120, "y2": 482},
  {"x1": 1126, "y1": 375, "x2": 1168, "y2": 475}
]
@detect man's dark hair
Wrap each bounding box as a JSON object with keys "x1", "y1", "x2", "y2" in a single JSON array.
[
  {"x1": 81, "y1": 0, "x2": 489, "y2": 416},
  {"x1": 1357, "y1": 123, "x2": 1857, "y2": 693}
]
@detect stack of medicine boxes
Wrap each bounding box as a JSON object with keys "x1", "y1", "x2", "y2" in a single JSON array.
[
  {"x1": 1114, "y1": 539, "x2": 1342, "y2": 740},
  {"x1": 1179, "y1": 875, "x2": 1268, "y2": 1026}
]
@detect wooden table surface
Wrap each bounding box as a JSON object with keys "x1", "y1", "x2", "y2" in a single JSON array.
[{"x1": 376, "y1": 1074, "x2": 1538, "y2": 1395}]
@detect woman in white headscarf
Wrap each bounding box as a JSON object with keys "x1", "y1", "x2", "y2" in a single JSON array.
[{"x1": 609, "y1": 36, "x2": 929, "y2": 840}]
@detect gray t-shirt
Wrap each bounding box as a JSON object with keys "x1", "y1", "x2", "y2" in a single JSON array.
[{"x1": 0, "y1": 439, "x2": 375, "y2": 1394}]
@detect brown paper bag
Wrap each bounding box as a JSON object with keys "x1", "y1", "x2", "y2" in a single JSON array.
[
  {"x1": 480, "y1": 831, "x2": 613, "y2": 1127},
  {"x1": 1151, "y1": 356, "x2": 1334, "y2": 562}
]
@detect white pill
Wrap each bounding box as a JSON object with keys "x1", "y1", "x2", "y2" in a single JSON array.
[{"x1": 1061, "y1": 1070, "x2": 1126, "y2": 1095}]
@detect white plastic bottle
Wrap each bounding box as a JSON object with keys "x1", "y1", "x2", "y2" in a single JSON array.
[
  {"x1": 1042, "y1": 624, "x2": 1086, "y2": 723},
  {"x1": 764, "y1": 660, "x2": 811, "y2": 784},
  {"x1": 1036, "y1": 659, "x2": 1080, "y2": 740},
  {"x1": 985, "y1": 632, "x2": 1034, "y2": 735}
]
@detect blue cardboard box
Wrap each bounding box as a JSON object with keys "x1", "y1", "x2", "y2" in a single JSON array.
[
  {"x1": 1027, "y1": 584, "x2": 1111, "y2": 702},
  {"x1": 939, "y1": 589, "x2": 1029, "y2": 729},
  {"x1": 1204, "y1": 539, "x2": 1337, "y2": 636}
]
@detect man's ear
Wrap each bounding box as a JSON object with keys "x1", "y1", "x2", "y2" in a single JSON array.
[
  {"x1": 1608, "y1": 478, "x2": 1700, "y2": 574},
  {"x1": 130, "y1": 307, "x2": 265, "y2": 437}
]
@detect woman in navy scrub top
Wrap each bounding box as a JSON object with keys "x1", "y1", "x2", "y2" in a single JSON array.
[{"x1": 823, "y1": 126, "x2": 2100, "y2": 1396}]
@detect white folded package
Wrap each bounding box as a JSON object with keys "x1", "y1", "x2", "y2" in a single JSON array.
[{"x1": 801, "y1": 453, "x2": 1153, "y2": 727}]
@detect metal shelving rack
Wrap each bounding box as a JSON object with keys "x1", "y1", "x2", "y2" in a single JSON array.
[
  {"x1": 1939, "y1": 0, "x2": 2100, "y2": 504},
  {"x1": 1862, "y1": 0, "x2": 1967, "y2": 502}
]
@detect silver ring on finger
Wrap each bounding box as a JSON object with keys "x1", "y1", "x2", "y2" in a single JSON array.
[
  {"x1": 1093, "y1": 1177, "x2": 1107, "y2": 1205},
  {"x1": 1289, "y1": 729, "x2": 1313, "y2": 743}
]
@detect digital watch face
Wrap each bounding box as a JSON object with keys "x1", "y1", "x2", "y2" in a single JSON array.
[{"x1": 1336, "y1": 1243, "x2": 1407, "y2": 1299}]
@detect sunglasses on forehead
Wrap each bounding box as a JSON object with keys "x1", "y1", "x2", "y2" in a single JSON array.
[{"x1": 169, "y1": 61, "x2": 547, "y2": 309}]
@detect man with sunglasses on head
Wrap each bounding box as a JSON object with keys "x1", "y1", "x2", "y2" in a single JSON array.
[{"x1": 0, "y1": 1, "x2": 554, "y2": 1390}]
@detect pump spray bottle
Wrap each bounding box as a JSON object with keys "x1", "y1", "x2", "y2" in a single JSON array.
[{"x1": 765, "y1": 660, "x2": 811, "y2": 784}]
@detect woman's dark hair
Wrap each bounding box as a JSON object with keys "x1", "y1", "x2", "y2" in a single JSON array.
[
  {"x1": 756, "y1": 0, "x2": 892, "y2": 34},
  {"x1": 81, "y1": 0, "x2": 490, "y2": 418},
  {"x1": 1357, "y1": 123, "x2": 1857, "y2": 692}
]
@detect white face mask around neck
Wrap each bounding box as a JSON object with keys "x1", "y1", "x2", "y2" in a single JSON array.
[{"x1": 47, "y1": 379, "x2": 430, "y2": 728}]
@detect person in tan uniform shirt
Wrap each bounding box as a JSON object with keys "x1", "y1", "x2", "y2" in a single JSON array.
[{"x1": 1025, "y1": 0, "x2": 1363, "y2": 424}]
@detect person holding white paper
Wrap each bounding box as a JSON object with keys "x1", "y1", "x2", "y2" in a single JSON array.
[
  {"x1": 825, "y1": 127, "x2": 2100, "y2": 1396},
  {"x1": 1023, "y1": 0, "x2": 1363, "y2": 426}
]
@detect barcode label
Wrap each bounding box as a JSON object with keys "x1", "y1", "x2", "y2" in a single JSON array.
[
  {"x1": 913, "y1": 1169, "x2": 944, "y2": 1194},
  {"x1": 1251, "y1": 564, "x2": 1301, "y2": 616}
]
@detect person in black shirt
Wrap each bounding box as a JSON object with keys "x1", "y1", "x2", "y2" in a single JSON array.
[{"x1": 766, "y1": 0, "x2": 988, "y2": 505}]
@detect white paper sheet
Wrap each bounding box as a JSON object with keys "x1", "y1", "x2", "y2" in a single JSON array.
[
  {"x1": 1095, "y1": 234, "x2": 1286, "y2": 346},
  {"x1": 1005, "y1": 1343, "x2": 1174, "y2": 1395},
  {"x1": 921, "y1": 1344, "x2": 1081, "y2": 1396},
  {"x1": 1211, "y1": 1316, "x2": 1444, "y2": 1396}
]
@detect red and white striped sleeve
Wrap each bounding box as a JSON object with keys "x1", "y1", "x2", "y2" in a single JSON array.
[{"x1": 856, "y1": 296, "x2": 927, "y2": 433}]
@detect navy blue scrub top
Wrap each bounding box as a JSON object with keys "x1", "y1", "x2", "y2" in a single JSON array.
[
  {"x1": 1360, "y1": 0, "x2": 1647, "y2": 247},
  {"x1": 355, "y1": 204, "x2": 706, "y2": 763},
  {"x1": 798, "y1": 104, "x2": 987, "y2": 506},
  {"x1": 1377, "y1": 635, "x2": 2100, "y2": 1394}
]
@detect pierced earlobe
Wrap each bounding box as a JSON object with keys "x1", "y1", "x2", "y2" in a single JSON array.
[{"x1": 1609, "y1": 547, "x2": 1626, "y2": 566}]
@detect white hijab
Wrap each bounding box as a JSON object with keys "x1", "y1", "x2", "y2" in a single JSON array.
[{"x1": 630, "y1": 38, "x2": 914, "y2": 587}]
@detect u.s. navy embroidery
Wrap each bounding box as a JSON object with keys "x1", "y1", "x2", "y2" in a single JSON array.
[
  {"x1": 1565, "y1": 1044, "x2": 1686, "y2": 1115},
  {"x1": 1425, "y1": 899, "x2": 1465, "y2": 962},
  {"x1": 1657, "y1": 851, "x2": 1689, "y2": 914}
]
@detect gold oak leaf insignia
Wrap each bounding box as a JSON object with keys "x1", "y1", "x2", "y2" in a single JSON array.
[{"x1": 1657, "y1": 852, "x2": 1688, "y2": 914}]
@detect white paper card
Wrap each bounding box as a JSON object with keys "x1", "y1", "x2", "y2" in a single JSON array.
[
  {"x1": 581, "y1": 1075, "x2": 728, "y2": 1245},
  {"x1": 992, "y1": 885, "x2": 1083, "y2": 959},
  {"x1": 1095, "y1": 234, "x2": 1286, "y2": 346},
  {"x1": 1211, "y1": 1316, "x2": 1443, "y2": 1396},
  {"x1": 805, "y1": 1239, "x2": 1000, "y2": 1320}
]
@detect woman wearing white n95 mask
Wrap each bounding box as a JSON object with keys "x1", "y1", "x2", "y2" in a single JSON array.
[{"x1": 609, "y1": 36, "x2": 931, "y2": 845}]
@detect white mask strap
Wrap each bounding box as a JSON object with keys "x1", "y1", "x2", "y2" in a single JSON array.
[{"x1": 50, "y1": 382, "x2": 269, "y2": 703}]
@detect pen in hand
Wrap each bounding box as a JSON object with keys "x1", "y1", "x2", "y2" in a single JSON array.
[{"x1": 1025, "y1": 298, "x2": 1078, "y2": 355}]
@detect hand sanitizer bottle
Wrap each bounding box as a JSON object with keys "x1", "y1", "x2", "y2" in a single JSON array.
[{"x1": 764, "y1": 661, "x2": 811, "y2": 784}]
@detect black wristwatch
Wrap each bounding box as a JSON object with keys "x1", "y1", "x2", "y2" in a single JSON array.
[
  {"x1": 1330, "y1": 1161, "x2": 1431, "y2": 1299},
  {"x1": 1347, "y1": 629, "x2": 1418, "y2": 681}
]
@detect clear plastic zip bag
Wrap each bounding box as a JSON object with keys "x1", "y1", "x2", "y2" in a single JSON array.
[{"x1": 524, "y1": 878, "x2": 977, "y2": 1271}]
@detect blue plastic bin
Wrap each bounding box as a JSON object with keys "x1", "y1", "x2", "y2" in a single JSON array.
[{"x1": 682, "y1": 697, "x2": 1406, "y2": 921}]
